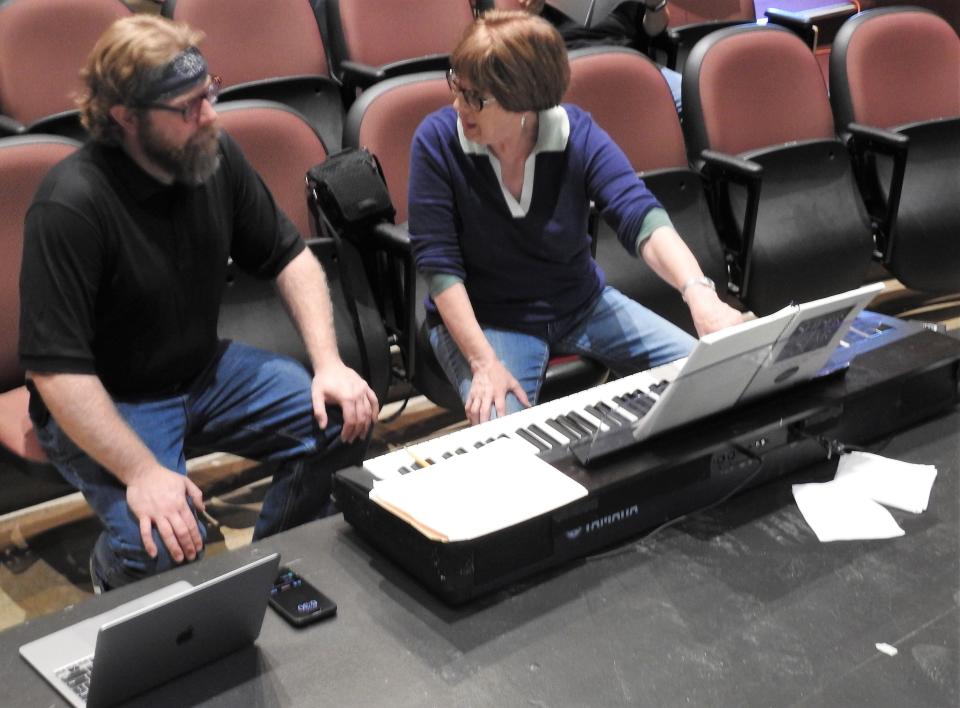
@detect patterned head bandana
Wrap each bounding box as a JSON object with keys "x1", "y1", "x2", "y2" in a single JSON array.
[{"x1": 139, "y1": 46, "x2": 208, "y2": 103}]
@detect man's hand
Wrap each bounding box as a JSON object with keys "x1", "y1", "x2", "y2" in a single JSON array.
[
  {"x1": 684, "y1": 285, "x2": 743, "y2": 336},
  {"x1": 125, "y1": 464, "x2": 205, "y2": 563},
  {"x1": 312, "y1": 363, "x2": 380, "y2": 443},
  {"x1": 465, "y1": 357, "x2": 530, "y2": 425}
]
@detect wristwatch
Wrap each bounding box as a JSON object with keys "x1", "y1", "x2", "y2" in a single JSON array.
[
  {"x1": 645, "y1": 0, "x2": 669, "y2": 12},
  {"x1": 680, "y1": 275, "x2": 716, "y2": 301}
]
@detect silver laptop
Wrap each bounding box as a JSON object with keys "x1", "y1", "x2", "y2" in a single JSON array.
[
  {"x1": 631, "y1": 282, "x2": 883, "y2": 444},
  {"x1": 20, "y1": 552, "x2": 280, "y2": 708}
]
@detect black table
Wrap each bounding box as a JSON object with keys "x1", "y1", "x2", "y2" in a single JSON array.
[{"x1": 2, "y1": 410, "x2": 957, "y2": 707}]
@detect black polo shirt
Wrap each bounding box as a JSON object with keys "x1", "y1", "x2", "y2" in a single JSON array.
[{"x1": 19, "y1": 133, "x2": 305, "y2": 400}]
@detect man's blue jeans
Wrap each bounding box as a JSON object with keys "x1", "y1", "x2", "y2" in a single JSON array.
[
  {"x1": 33, "y1": 341, "x2": 361, "y2": 590},
  {"x1": 429, "y1": 286, "x2": 695, "y2": 417}
]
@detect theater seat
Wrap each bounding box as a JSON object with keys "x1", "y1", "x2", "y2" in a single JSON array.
[
  {"x1": 216, "y1": 100, "x2": 391, "y2": 404},
  {"x1": 683, "y1": 23, "x2": 874, "y2": 315},
  {"x1": 325, "y1": 0, "x2": 475, "y2": 96},
  {"x1": 163, "y1": 0, "x2": 344, "y2": 150},
  {"x1": 650, "y1": 0, "x2": 757, "y2": 71},
  {"x1": 830, "y1": 6, "x2": 960, "y2": 295},
  {"x1": 0, "y1": 135, "x2": 82, "y2": 514},
  {"x1": 565, "y1": 46, "x2": 729, "y2": 334},
  {"x1": 0, "y1": 0, "x2": 131, "y2": 139}
]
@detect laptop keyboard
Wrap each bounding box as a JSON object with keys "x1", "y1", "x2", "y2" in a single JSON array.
[{"x1": 57, "y1": 656, "x2": 93, "y2": 701}]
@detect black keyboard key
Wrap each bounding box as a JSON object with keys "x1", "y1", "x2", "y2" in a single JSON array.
[
  {"x1": 595, "y1": 401, "x2": 630, "y2": 425},
  {"x1": 398, "y1": 466, "x2": 413, "y2": 475},
  {"x1": 560, "y1": 414, "x2": 591, "y2": 436},
  {"x1": 442, "y1": 452, "x2": 454, "y2": 459},
  {"x1": 515, "y1": 427, "x2": 549, "y2": 452},
  {"x1": 585, "y1": 404, "x2": 620, "y2": 428},
  {"x1": 650, "y1": 379, "x2": 670, "y2": 395},
  {"x1": 528, "y1": 424, "x2": 562, "y2": 448},
  {"x1": 455, "y1": 447, "x2": 468, "y2": 455},
  {"x1": 568, "y1": 411, "x2": 599, "y2": 434},
  {"x1": 548, "y1": 417, "x2": 582, "y2": 440}
]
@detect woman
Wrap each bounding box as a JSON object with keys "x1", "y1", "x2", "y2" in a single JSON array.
[{"x1": 409, "y1": 10, "x2": 740, "y2": 425}]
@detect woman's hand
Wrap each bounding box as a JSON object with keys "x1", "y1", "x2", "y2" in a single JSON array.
[
  {"x1": 684, "y1": 285, "x2": 743, "y2": 337},
  {"x1": 465, "y1": 357, "x2": 530, "y2": 425}
]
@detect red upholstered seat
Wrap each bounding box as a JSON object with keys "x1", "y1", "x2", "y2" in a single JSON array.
[
  {"x1": 683, "y1": 24, "x2": 874, "y2": 315},
  {"x1": 0, "y1": 134, "x2": 81, "y2": 512},
  {"x1": 326, "y1": 0, "x2": 475, "y2": 94},
  {"x1": 830, "y1": 7, "x2": 960, "y2": 294},
  {"x1": 0, "y1": 0, "x2": 131, "y2": 138},
  {"x1": 164, "y1": 0, "x2": 344, "y2": 150}
]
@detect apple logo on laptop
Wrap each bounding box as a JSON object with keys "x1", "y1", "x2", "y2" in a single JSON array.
[{"x1": 176, "y1": 625, "x2": 194, "y2": 645}]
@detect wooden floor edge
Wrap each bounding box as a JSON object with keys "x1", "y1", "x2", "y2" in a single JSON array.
[{"x1": 0, "y1": 492, "x2": 93, "y2": 550}]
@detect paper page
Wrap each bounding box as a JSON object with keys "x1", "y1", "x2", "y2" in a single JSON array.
[
  {"x1": 369, "y1": 438, "x2": 588, "y2": 542},
  {"x1": 833, "y1": 451, "x2": 938, "y2": 514},
  {"x1": 792, "y1": 482, "x2": 904, "y2": 542}
]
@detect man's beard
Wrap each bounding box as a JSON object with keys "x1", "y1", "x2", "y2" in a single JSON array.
[{"x1": 139, "y1": 116, "x2": 222, "y2": 186}]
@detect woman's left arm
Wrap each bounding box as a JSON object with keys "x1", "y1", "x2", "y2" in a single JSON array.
[{"x1": 640, "y1": 226, "x2": 743, "y2": 336}]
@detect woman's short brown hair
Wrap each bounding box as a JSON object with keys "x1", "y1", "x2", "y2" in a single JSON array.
[
  {"x1": 77, "y1": 15, "x2": 204, "y2": 145},
  {"x1": 451, "y1": 10, "x2": 569, "y2": 113}
]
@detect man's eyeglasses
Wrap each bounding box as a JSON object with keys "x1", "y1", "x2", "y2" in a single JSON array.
[
  {"x1": 447, "y1": 69, "x2": 496, "y2": 112},
  {"x1": 139, "y1": 75, "x2": 222, "y2": 122}
]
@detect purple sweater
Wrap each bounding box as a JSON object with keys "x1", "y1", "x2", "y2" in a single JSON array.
[{"x1": 409, "y1": 103, "x2": 662, "y2": 336}]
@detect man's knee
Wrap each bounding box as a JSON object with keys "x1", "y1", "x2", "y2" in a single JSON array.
[{"x1": 94, "y1": 523, "x2": 206, "y2": 590}]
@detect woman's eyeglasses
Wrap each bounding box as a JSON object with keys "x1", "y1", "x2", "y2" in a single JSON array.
[
  {"x1": 139, "y1": 75, "x2": 222, "y2": 123},
  {"x1": 447, "y1": 69, "x2": 496, "y2": 112}
]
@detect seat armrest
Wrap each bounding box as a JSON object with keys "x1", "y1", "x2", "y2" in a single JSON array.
[
  {"x1": 338, "y1": 60, "x2": 388, "y2": 91},
  {"x1": 0, "y1": 114, "x2": 25, "y2": 137},
  {"x1": 370, "y1": 222, "x2": 417, "y2": 378},
  {"x1": 340, "y1": 55, "x2": 450, "y2": 91},
  {"x1": 651, "y1": 21, "x2": 748, "y2": 70},
  {"x1": 700, "y1": 150, "x2": 763, "y2": 181},
  {"x1": 764, "y1": 9, "x2": 817, "y2": 51},
  {"x1": 845, "y1": 123, "x2": 909, "y2": 261},
  {"x1": 370, "y1": 221, "x2": 412, "y2": 253},
  {"x1": 699, "y1": 150, "x2": 763, "y2": 299}
]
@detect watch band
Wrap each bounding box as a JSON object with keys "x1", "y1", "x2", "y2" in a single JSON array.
[{"x1": 680, "y1": 275, "x2": 716, "y2": 301}]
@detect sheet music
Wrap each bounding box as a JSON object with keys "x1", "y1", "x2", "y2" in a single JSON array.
[{"x1": 369, "y1": 438, "x2": 588, "y2": 542}]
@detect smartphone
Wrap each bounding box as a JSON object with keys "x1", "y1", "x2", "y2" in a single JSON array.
[{"x1": 269, "y1": 566, "x2": 337, "y2": 627}]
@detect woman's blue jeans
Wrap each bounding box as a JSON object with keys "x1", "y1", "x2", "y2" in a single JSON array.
[
  {"x1": 33, "y1": 341, "x2": 361, "y2": 590},
  {"x1": 429, "y1": 286, "x2": 695, "y2": 417}
]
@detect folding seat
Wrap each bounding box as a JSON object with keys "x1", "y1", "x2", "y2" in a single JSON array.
[
  {"x1": 325, "y1": 0, "x2": 475, "y2": 96},
  {"x1": 343, "y1": 72, "x2": 606, "y2": 414},
  {"x1": 163, "y1": 0, "x2": 344, "y2": 150},
  {"x1": 0, "y1": 135, "x2": 81, "y2": 514},
  {"x1": 216, "y1": 100, "x2": 392, "y2": 404},
  {"x1": 683, "y1": 23, "x2": 875, "y2": 315},
  {"x1": 830, "y1": 6, "x2": 960, "y2": 295},
  {"x1": 650, "y1": 0, "x2": 757, "y2": 71},
  {"x1": 565, "y1": 46, "x2": 729, "y2": 334},
  {"x1": 0, "y1": 0, "x2": 131, "y2": 139}
]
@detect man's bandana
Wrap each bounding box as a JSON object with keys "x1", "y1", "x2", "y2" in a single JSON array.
[{"x1": 140, "y1": 46, "x2": 208, "y2": 103}]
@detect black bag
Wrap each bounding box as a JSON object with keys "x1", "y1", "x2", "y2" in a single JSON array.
[
  {"x1": 306, "y1": 147, "x2": 395, "y2": 234},
  {"x1": 304, "y1": 149, "x2": 395, "y2": 397}
]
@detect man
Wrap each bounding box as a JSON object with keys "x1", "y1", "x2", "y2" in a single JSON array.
[
  {"x1": 517, "y1": 0, "x2": 682, "y2": 110},
  {"x1": 18, "y1": 15, "x2": 379, "y2": 591}
]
